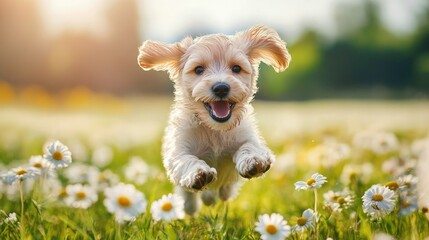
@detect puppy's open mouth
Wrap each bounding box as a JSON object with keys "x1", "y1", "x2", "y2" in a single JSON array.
[{"x1": 204, "y1": 101, "x2": 235, "y2": 123}]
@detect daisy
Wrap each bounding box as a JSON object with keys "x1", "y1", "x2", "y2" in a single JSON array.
[
  {"x1": 103, "y1": 183, "x2": 147, "y2": 224},
  {"x1": 64, "y1": 184, "x2": 98, "y2": 209},
  {"x1": 398, "y1": 195, "x2": 418, "y2": 216},
  {"x1": 43, "y1": 140, "x2": 72, "y2": 169},
  {"x1": 29, "y1": 155, "x2": 56, "y2": 178},
  {"x1": 29, "y1": 155, "x2": 48, "y2": 169},
  {"x1": 124, "y1": 156, "x2": 161, "y2": 185},
  {"x1": 340, "y1": 163, "x2": 373, "y2": 185},
  {"x1": 150, "y1": 193, "x2": 185, "y2": 222},
  {"x1": 397, "y1": 174, "x2": 418, "y2": 191},
  {"x1": 362, "y1": 185, "x2": 397, "y2": 219},
  {"x1": 384, "y1": 181, "x2": 400, "y2": 191},
  {"x1": 292, "y1": 209, "x2": 315, "y2": 233},
  {"x1": 353, "y1": 131, "x2": 399, "y2": 154},
  {"x1": 255, "y1": 213, "x2": 291, "y2": 240},
  {"x1": 370, "y1": 132, "x2": 399, "y2": 155},
  {"x1": 308, "y1": 139, "x2": 350, "y2": 168},
  {"x1": 88, "y1": 169, "x2": 120, "y2": 191},
  {"x1": 1, "y1": 166, "x2": 40, "y2": 185},
  {"x1": 323, "y1": 188, "x2": 354, "y2": 213},
  {"x1": 3, "y1": 212, "x2": 18, "y2": 224},
  {"x1": 382, "y1": 157, "x2": 416, "y2": 177},
  {"x1": 295, "y1": 173, "x2": 327, "y2": 191}
]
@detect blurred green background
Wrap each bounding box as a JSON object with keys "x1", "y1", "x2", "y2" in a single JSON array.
[{"x1": 0, "y1": 0, "x2": 428, "y2": 101}]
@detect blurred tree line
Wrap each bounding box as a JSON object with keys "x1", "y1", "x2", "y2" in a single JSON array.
[
  {"x1": 259, "y1": 1, "x2": 429, "y2": 100},
  {"x1": 0, "y1": 0, "x2": 428, "y2": 100}
]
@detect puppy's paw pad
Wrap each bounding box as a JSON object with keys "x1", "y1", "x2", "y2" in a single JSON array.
[
  {"x1": 240, "y1": 157, "x2": 272, "y2": 179},
  {"x1": 191, "y1": 169, "x2": 216, "y2": 191}
]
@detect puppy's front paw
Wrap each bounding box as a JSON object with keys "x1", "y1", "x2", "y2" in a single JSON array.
[
  {"x1": 237, "y1": 154, "x2": 273, "y2": 179},
  {"x1": 180, "y1": 167, "x2": 217, "y2": 191}
]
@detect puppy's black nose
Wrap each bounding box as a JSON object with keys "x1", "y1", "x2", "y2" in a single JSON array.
[{"x1": 212, "y1": 82, "x2": 230, "y2": 98}]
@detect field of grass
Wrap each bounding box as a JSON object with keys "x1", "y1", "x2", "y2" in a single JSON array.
[{"x1": 1, "y1": 97, "x2": 429, "y2": 239}]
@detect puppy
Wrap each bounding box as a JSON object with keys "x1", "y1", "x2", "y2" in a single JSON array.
[{"x1": 138, "y1": 25, "x2": 291, "y2": 215}]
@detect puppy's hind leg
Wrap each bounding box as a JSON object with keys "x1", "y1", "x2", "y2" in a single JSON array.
[
  {"x1": 176, "y1": 186, "x2": 200, "y2": 216},
  {"x1": 219, "y1": 183, "x2": 241, "y2": 202},
  {"x1": 201, "y1": 190, "x2": 217, "y2": 206}
]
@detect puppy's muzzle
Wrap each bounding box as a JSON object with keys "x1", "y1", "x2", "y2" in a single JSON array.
[{"x1": 204, "y1": 82, "x2": 235, "y2": 123}]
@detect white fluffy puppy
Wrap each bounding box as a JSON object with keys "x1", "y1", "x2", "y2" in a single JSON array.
[{"x1": 138, "y1": 25, "x2": 291, "y2": 215}]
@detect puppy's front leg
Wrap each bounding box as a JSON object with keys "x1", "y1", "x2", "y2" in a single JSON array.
[
  {"x1": 233, "y1": 142, "x2": 274, "y2": 179},
  {"x1": 165, "y1": 154, "x2": 217, "y2": 191}
]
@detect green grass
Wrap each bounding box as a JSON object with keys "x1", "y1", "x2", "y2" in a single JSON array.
[{"x1": 1, "y1": 100, "x2": 429, "y2": 239}]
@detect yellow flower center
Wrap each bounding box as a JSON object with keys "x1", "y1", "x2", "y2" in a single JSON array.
[
  {"x1": 76, "y1": 191, "x2": 86, "y2": 200},
  {"x1": 372, "y1": 194, "x2": 384, "y2": 202},
  {"x1": 422, "y1": 207, "x2": 428, "y2": 213},
  {"x1": 52, "y1": 151, "x2": 63, "y2": 161},
  {"x1": 306, "y1": 178, "x2": 316, "y2": 186},
  {"x1": 161, "y1": 202, "x2": 173, "y2": 212},
  {"x1": 297, "y1": 217, "x2": 307, "y2": 226},
  {"x1": 33, "y1": 163, "x2": 43, "y2": 168},
  {"x1": 337, "y1": 197, "x2": 346, "y2": 204},
  {"x1": 117, "y1": 196, "x2": 131, "y2": 207},
  {"x1": 402, "y1": 201, "x2": 412, "y2": 208},
  {"x1": 265, "y1": 224, "x2": 278, "y2": 235},
  {"x1": 385, "y1": 181, "x2": 399, "y2": 191},
  {"x1": 16, "y1": 169, "x2": 27, "y2": 175}
]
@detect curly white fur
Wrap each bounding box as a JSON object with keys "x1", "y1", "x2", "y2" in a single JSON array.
[{"x1": 138, "y1": 25, "x2": 291, "y2": 215}]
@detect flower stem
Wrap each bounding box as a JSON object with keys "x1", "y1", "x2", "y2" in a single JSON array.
[
  {"x1": 314, "y1": 188, "x2": 319, "y2": 240},
  {"x1": 18, "y1": 180, "x2": 25, "y2": 238}
]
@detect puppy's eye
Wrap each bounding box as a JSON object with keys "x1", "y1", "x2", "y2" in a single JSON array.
[
  {"x1": 232, "y1": 65, "x2": 241, "y2": 73},
  {"x1": 194, "y1": 66, "x2": 205, "y2": 75}
]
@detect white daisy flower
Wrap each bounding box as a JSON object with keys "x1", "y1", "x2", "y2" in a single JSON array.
[
  {"x1": 382, "y1": 157, "x2": 416, "y2": 177},
  {"x1": 64, "y1": 184, "x2": 98, "y2": 209},
  {"x1": 29, "y1": 155, "x2": 48, "y2": 169},
  {"x1": 1, "y1": 166, "x2": 40, "y2": 185},
  {"x1": 150, "y1": 193, "x2": 185, "y2": 222},
  {"x1": 362, "y1": 185, "x2": 397, "y2": 219},
  {"x1": 398, "y1": 195, "x2": 418, "y2": 216},
  {"x1": 397, "y1": 174, "x2": 418, "y2": 192},
  {"x1": 255, "y1": 213, "x2": 291, "y2": 240},
  {"x1": 29, "y1": 155, "x2": 56, "y2": 178},
  {"x1": 88, "y1": 169, "x2": 120, "y2": 191},
  {"x1": 353, "y1": 131, "x2": 399, "y2": 154},
  {"x1": 103, "y1": 183, "x2": 147, "y2": 224},
  {"x1": 124, "y1": 156, "x2": 161, "y2": 185},
  {"x1": 4, "y1": 212, "x2": 18, "y2": 224},
  {"x1": 384, "y1": 181, "x2": 400, "y2": 191},
  {"x1": 308, "y1": 139, "x2": 350, "y2": 168},
  {"x1": 370, "y1": 132, "x2": 399, "y2": 155},
  {"x1": 323, "y1": 188, "x2": 354, "y2": 213},
  {"x1": 341, "y1": 163, "x2": 373, "y2": 185},
  {"x1": 43, "y1": 140, "x2": 72, "y2": 169},
  {"x1": 293, "y1": 209, "x2": 315, "y2": 233},
  {"x1": 295, "y1": 173, "x2": 327, "y2": 191}
]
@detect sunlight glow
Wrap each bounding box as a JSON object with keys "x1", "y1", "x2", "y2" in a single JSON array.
[{"x1": 39, "y1": 0, "x2": 109, "y2": 37}]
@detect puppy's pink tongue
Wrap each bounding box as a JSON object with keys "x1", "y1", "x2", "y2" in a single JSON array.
[{"x1": 210, "y1": 101, "x2": 230, "y2": 118}]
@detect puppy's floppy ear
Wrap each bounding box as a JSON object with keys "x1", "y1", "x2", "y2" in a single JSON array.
[
  {"x1": 235, "y1": 25, "x2": 291, "y2": 72},
  {"x1": 137, "y1": 37, "x2": 192, "y2": 78}
]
